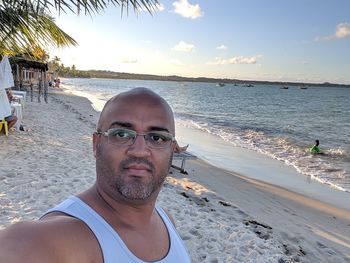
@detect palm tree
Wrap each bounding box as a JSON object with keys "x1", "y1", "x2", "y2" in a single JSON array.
[
  {"x1": 0, "y1": 0, "x2": 158, "y2": 58},
  {"x1": 13, "y1": 45, "x2": 51, "y2": 62},
  {"x1": 48, "y1": 55, "x2": 61, "y2": 72},
  {"x1": 0, "y1": 2, "x2": 77, "y2": 58}
]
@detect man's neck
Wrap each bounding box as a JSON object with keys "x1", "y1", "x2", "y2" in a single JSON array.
[{"x1": 78, "y1": 185, "x2": 160, "y2": 228}]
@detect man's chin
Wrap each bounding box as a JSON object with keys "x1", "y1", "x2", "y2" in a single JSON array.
[{"x1": 117, "y1": 183, "x2": 155, "y2": 201}]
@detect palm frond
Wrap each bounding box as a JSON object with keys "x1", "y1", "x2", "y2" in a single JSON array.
[
  {"x1": 1, "y1": 0, "x2": 160, "y2": 16},
  {"x1": 0, "y1": 4, "x2": 77, "y2": 57}
]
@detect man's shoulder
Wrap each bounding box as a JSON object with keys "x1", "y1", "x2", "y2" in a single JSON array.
[
  {"x1": 0, "y1": 215, "x2": 102, "y2": 262},
  {"x1": 160, "y1": 207, "x2": 176, "y2": 227}
]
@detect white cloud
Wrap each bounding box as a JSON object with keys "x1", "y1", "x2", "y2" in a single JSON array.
[
  {"x1": 335, "y1": 23, "x2": 350, "y2": 38},
  {"x1": 172, "y1": 41, "x2": 195, "y2": 52},
  {"x1": 121, "y1": 57, "x2": 138, "y2": 64},
  {"x1": 216, "y1": 45, "x2": 227, "y2": 50},
  {"x1": 207, "y1": 56, "x2": 259, "y2": 65},
  {"x1": 315, "y1": 22, "x2": 350, "y2": 41},
  {"x1": 173, "y1": 0, "x2": 203, "y2": 19}
]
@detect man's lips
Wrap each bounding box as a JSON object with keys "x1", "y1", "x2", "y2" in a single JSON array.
[{"x1": 123, "y1": 164, "x2": 151, "y2": 176}]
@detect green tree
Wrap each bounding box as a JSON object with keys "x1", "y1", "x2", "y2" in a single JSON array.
[
  {"x1": 48, "y1": 56, "x2": 61, "y2": 72},
  {"x1": 14, "y1": 45, "x2": 51, "y2": 62},
  {"x1": 0, "y1": 2, "x2": 77, "y2": 57}
]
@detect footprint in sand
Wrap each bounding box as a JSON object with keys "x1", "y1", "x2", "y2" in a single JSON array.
[
  {"x1": 189, "y1": 228, "x2": 203, "y2": 238},
  {"x1": 243, "y1": 220, "x2": 273, "y2": 240}
]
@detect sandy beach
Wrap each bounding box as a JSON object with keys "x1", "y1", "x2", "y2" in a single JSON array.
[{"x1": 0, "y1": 89, "x2": 349, "y2": 262}]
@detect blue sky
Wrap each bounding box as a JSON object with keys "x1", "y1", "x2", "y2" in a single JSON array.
[{"x1": 50, "y1": 0, "x2": 350, "y2": 84}]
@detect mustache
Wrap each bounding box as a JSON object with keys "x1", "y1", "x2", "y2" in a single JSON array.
[{"x1": 120, "y1": 157, "x2": 155, "y2": 173}]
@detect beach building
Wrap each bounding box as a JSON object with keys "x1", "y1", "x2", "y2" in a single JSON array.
[
  {"x1": 1, "y1": 56, "x2": 50, "y2": 135},
  {"x1": 9, "y1": 57, "x2": 49, "y2": 100}
]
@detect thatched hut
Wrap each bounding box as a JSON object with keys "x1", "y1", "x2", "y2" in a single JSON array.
[{"x1": 9, "y1": 57, "x2": 49, "y2": 102}]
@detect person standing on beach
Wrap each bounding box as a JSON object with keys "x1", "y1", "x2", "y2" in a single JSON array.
[
  {"x1": 0, "y1": 88, "x2": 191, "y2": 262},
  {"x1": 309, "y1": 139, "x2": 321, "y2": 154}
]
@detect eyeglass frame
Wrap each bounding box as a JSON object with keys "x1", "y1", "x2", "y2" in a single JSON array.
[{"x1": 95, "y1": 128, "x2": 176, "y2": 149}]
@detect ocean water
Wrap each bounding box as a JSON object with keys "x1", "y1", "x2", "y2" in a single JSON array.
[{"x1": 60, "y1": 78, "x2": 350, "y2": 193}]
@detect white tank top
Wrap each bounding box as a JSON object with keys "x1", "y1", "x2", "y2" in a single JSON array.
[{"x1": 44, "y1": 196, "x2": 191, "y2": 263}]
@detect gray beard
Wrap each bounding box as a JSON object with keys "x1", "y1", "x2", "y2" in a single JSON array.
[
  {"x1": 114, "y1": 175, "x2": 164, "y2": 200},
  {"x1": 114, "y1": 157, "x2": 167, "y2": 200}
]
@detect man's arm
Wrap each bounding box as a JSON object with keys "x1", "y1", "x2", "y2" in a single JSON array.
[
  {"x1": 0, "y1": 217, "x2": 102, "y2": 263},
  {"x1": 0, "y1": 221, "x2": 55, "y2": 263}
]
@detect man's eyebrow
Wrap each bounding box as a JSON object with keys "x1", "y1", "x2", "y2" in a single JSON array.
[
  {"x1": 149, "y1": 126, "x2": 170, "y2": 133},
  {"x1": 110, "y1": 122, "x2": 170, "y2": 133},
  {"x1": 110, "y1": 121, "x2": 132, "y2": 128}
]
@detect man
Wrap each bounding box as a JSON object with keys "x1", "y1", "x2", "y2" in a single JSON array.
[{"x1": 0, "y1": 88, "x2": 191, "y2": 262}]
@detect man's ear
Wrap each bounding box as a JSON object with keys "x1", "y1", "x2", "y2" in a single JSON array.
[
  {"x1": 172, "y1": 141, "x2": 178, "y2": 153},
  {"x1": 92, "y1": 133, "x2": 98, "y2": 158}
]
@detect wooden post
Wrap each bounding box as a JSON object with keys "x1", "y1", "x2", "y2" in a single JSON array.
[
  {"x1": 30, "y1": 83, "x2": 33, "y2": 102},
  {"x1": 43, "y1": 71, "x2": 48, "y2": 103},
  {"x1": 15, "y1": 64, "x2": 20, "y2": 89},
  {"x1": 19, "y1": 66, "x2": 23, "y2": 91},
  {"x1": 38, "y1": 70, "x2": 42, "y2": 102}
]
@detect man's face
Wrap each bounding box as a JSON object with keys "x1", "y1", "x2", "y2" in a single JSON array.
[{"x1": 94, "y1": 91, "x2": 175, "y2": 202}]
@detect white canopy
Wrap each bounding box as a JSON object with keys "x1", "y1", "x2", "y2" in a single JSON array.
[{"x1": 0, "y1": 56, "x2": 14, "y2": 119}]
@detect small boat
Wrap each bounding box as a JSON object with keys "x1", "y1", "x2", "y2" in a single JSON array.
[
  {"x1": 243, "y1": 84, "x2": 254, "y2": 87},
  {"x1": 300, "y1": 86, "x2": 308, "y2": 89},
  {"x1": 281, "y1": 86, "x2": 289, "y2": 89},
  {"x1": 217, "y1": 83, "x2": 225, "y2": 87}
]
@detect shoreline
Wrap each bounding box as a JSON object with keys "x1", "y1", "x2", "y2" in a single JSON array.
[
  {"x1": 0, "y1": 89, "x2": 349, "y2": 262},
  {"x1": 175, "y1": 124, "x2": 350, "y2": 211},
  {"x1": 59, "y1": 74, "x2": 350, "y2": 88}
]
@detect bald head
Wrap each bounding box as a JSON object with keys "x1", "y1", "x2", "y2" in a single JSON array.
[{"x1": 97, "y1": 88, "x2": 175, "y2": 135}]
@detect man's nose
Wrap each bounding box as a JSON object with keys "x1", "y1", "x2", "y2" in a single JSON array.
[{"x1": 126, "y1": 135, "x2": 151, "y2": 157}]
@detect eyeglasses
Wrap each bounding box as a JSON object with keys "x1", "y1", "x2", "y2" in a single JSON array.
[{"x1": 96, "y1": 128, "x2": 175, "y2": 149}]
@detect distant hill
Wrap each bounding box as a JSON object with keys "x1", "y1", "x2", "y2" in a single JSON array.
[{"x1": 63, "y1": 69, "x2": 350, "y2": 88}]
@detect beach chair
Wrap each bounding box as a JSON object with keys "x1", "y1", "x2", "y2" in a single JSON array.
[
  {"x1": 12, "y1": 90, "x2": 26, "y2": 108},
  {"x1": 171, "y1": 151, "x2": 197, "y2": 174},
  {"x1": 0, "y1": 118, "x2": 9, "y2": 136}
]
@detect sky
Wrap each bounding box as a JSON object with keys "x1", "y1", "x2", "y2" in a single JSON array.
[{"x1": 50, "y1": 0, "x2": 350, "y2": 84}]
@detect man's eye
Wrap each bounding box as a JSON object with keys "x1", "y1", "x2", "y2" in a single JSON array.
[
  {"x1": 149, "y1": 133, "x2": 167, "y2": 142},
  {"x1": 110, "y1": 130, "x2": 130, "y2": 138},
  {"x1": 117, "y1": 131, "x2": 129, "y2": 138}
]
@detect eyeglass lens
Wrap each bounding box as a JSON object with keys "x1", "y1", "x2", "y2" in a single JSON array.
[{"x1": 107, "y1": 129, "x2": 173, "y2": 148}]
